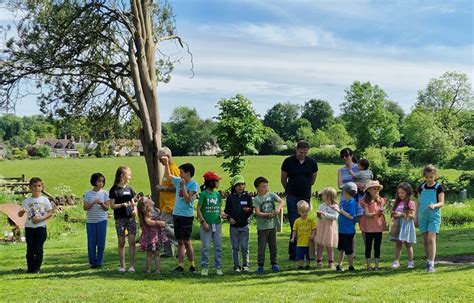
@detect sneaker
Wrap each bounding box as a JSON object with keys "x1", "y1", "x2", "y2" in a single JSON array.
[
  {"x1": 348, "y1": 265, "x2": 356, "y2": 272},
  {"x1": 173, "y1": 266, "x2": 184, "y2": 273},
  {"x1": 201, "y1": 268, "x2": 208, "y2": 276},
  {"x1": 336, "y1": 265, "x2": 343, "y2": 272},
  {"x1": 216, "y1": 269, "x2": 224, "y2": 276},
  {"x1": 118, "y1": 267, "x2": 126, "y2": 273},
  {"x1": 425, "y1": 261, "x2": 430, "y2": 270},
  {"x1": 189, "y1": 266, "x2": 197, "y2": 274},
  {"x1": 234, "y1": 266, "x2": 241, "y2": 273},
  {"x1": 329, "y1": 263, "x2": 336, "y2": 270},
  {"x1": 391, "y1": 261, "x2": 400, "y2": 269},
  {"x1": 427, "y1": 265, "x2": 436, "y2": 273},
  {"x1": 242, "y1": 266, "x2": 249, "y2": 273},
  {"x1": 271, "y1": 265, "x2": 280, "y2": 272},
  {"x1": 316, "y1": 262, "x2": 323, "y2": 269},
  {"x1": 407, "y1": 261, "x2": 415, "y2": 269},
  {"x1": 298, "y1": 266, "x2": 304, "y2": 270},
  {"x1": 256, "y1": 266, "x2": 264, "y2": 274},
  {"x1": 304, "y1": 265, "x2": 310, "y2": 270},
  {"x1": 128, "y1": 267, "x2": 135, "y2": 273}
]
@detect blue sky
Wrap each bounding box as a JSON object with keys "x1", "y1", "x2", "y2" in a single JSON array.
[{"x1": 1, "y1": 0, "x2": 473, "y2": 121}]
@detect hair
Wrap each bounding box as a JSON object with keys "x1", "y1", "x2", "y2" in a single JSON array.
[
  {"x1": 253, "y1": 176, "x2": 269, "y2": 188},
  {"x1": 90, "y1": 173, "x2": 106, "y2": 187},
  {"x1": 136, "y1": 196, "x2": 155, "y2": 227},
  {"x1": 200, "y1": 180, "x2": 219, "y2": 192},
  {"x1": 114, "y1": 166, "x2": 130, "y2": 186},
  {"x1": 340, "y1": 148, "x2": 357, "y2": 163},
  {"x1": 363, "y1": 187, "x2": 383, "y2": 205},
  {"x1": 159, "y1": 146, "x2": 172, "y2": 158},
  {"x1": 297, "y1": 200, "x2": 310, "y2": 212},
  {"x1": 296, "y1": 140, "x2": 310, "y2": 150},
  {"x1": 423, "y1": 164, "x2": 437, "y2": 176},
  {"x1": 344, "y1": 188, "x2": 357, "y2": 198},
  {"x1": 231, "y1": 182, "x2": 246, "y2": 194},
  {"x1": 321, "y1": 187, "x2": 338, "y2": 205},
  {"x1": 28, "y1": 177, "x2": 43, "y2": 187},
  {"x1": 392, "y1": 182, "x2": 413, "y2": 214},
  {"x1": 179, "y1": 163, "x2": 195, "y2": 177},
  {"x1": 358, "y1": 158, "x2": 370, "y2": 170}
]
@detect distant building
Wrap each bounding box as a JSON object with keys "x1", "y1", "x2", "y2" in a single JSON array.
[
  {"x1": 0, "y1": 143, "x2": 7, "y2": 158},
  {"x1": 110, "y1": 139, "x2": 143, "y2": 157},
  {"x1": 187, "y1": 142, "x2": 222, "y2": 156},
  {"x1": 35, "y1": 138, "x2": 80, "y2": 158}
]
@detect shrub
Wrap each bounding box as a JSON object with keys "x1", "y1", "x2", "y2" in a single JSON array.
[
  {"x1": 442, "y1": 202, "x2": 474, "y2": 226},
  {"x1": 361, "y1": 147, "x2": 388, "y2": 180},
  {"x1": 309, "y1": 147, "x2": 341, "y2": 164},
  {"x1": 383, "y1": 147, "x2": 412, "y2": 167},
  {"x1": 442, "y1": 146, "x2": 474, "y2": 170}
]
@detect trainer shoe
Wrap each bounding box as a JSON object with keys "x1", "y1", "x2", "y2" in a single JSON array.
[
  {"x1": 271, "y1": 265, "x2": 280, "y2": 272},
  {"x1": 391, "y1": 261, "x2": 400, "y2": 269},
  {"x1": 128, "y1": 267, "x2": 135, "y2": 273},
  {"x1": 298, "y1": 265, "x2": 304, "y2": 270},
  {"x1": 234, "y1": 266, "x2": 241, "y2": 273},
  {"x1": 348, "y1": 265, "x2": 356, "y2": 272},
  {"x1": 336, "y1": 265, "x2": 344, "y2": 272},
  {"x1": 242, "y1": 266, "x2": 249, "y2": 273},
  {"x1": 329, "y1": 263, "x2": 336, "y2": 270},
  {"x1": 256, "y1": 266, "x2": 264, "y2": 274},
  {"x1": 407, "y1": 261, "x2": 415, "y2": 269},
  {"x1": 118, "y1": 267, "x2": 126, "y2": 273},
  {"x1": 316, "y1": 262, "x2": 323, "y2": 269},
  {"x1": 189, "y1": 266, "x2": 197, "y2": 274},
  {"x1": 173, "y1": 266, "x2": 184, "y2": 273},
  {"x1": 216, "y1": 269, "x2": 224, "y2": 276},
  {"x1": 201, "y1": 268, "x2": 208, "y2": 276},
  {"x1": 427, "y1": 265, "x2": 436, "y2": 273},
  {"x1": 304, "y1": 265, "x2": 310, "y2": 270}
]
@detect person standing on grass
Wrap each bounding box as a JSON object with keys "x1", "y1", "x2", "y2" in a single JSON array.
[
  {"x1": 83, "y1": 173, "x2": 109, "y2": 269},
  {"x1": 281, "y1": 140, "x2": 318, "y2": 261},
  {"x1": 290, "y1": 200, "x2": 316, "y2": 270},
  {"x1": 416, "y1": 164, "x2": 444, "y2": 273},
  {"x1": 109, "y1": 166, "x2": 137, "y2": 273},
  {"x1": 156, "y1": 147, "x2": 179, "y2": 258},
  {"x1": 18, "y1": 177, "x2": 53, "y2": 274}
]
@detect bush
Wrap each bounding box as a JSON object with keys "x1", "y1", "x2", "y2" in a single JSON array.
[
  {"x1": 442, "y1": 146, "x2": 474, "y2": 170},
  {"x1": 382, "y1": 147, "x2": 412, "y2": 167},
  {"x1": 442, "y1": 202, "x2": 474, "y2": 226},
  {"x1": 407, "y1": 148, "x2": 448, "y2": 167},
  {"x1": 309, "y1": 147, "x2": 341, "y2": 164},
  {"x1": 361, "y1": 147, "x2": 388, "y2": 180}
]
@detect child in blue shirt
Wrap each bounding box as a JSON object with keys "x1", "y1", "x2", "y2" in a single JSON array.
[{"x1": 335, "y1": 182, "x2": 358, "y2": 272}]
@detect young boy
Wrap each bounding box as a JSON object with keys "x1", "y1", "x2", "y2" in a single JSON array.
[
  {"x1": 253, "y1": 176, "x2": 285, "y2": 273},
  {"x1": 334, "y1": 182, "x2": 358, "y2": 272},
  {"x1": 18, "y1": 177, "x2": 53, "y2": 273},
  {"x1": 290, "y1": 200, "x2": 316, "y2": 270},
  {"x1": 349, "y1": 158, "x2": 373, "y2": 195},
  {"x1": 161, "y1": 156, "x2": 199, "y2": 274}
]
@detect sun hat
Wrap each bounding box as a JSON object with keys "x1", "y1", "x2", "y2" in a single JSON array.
[
  {"x1": 230, "y1": 175, "x2": 245, "y2": 187},
  {"x1": 364, "y1": 180, "x2": 383, "y2": 192},
  {"x1": 203, "y1": 171, "x2": 222, "y2": 181},
  {"x1": 342, "y1": 182, "x2": 357, "y2": 194}
]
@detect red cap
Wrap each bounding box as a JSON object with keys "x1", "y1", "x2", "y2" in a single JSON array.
[{"x1": 203, "y1": 171, "x2": 221, "y2": 181}]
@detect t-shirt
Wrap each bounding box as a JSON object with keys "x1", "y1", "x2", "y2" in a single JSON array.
[
  {"x1": 394, "y1": 200, "x2": 415, "y2": 214},
  {"x1": 198, "y1": 190, "x2": 222, "y2": 224},
  {"x1": 253, "y1": 192, "x2": 281, "y2": 230},
  {"x1": 172, "y1": 176, "x2": 199, "y2": 217},
  {"x1": 339, "y1": 164, "x2": 359, "y2": 185},
  {"x1": 417, "y1": 183, "x2": 444, "y2": 202},
  {"x1": 159, "y1": 161, "x2": 180, "y2": 214},
  {"x1": 21, "y1": 196, "x2": 52, "y2": 228},
  {"x1": 281, "y1": 155, "x2": 318, "y2": 200},
  {"x1": 338, "y1": 198, "x2": 357, "y2": 234},
  {"x1": 109, "y1": 185, "x2": 135, "y2": 219},
  {"x1": 293, "y1": 217, "x2": 316, "y2": 247},
  {"x1": 354, "y1": 170, "x2": 373, "y2": 185},
  {"x1": 359, "y1": 199, "x2": 386, "y2": 233},
  {"x1": 84, "y1": 189, "x2": 109, "y2": 223}
]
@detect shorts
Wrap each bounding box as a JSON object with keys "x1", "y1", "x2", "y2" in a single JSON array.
[
  {"x1": 337, "y1": 233, "x2": 355, "y2": 255},
  {"x1": 296, "y1": 246, "x2": 310, "y2": 261},
  {"x1": 115, "y1": 217, "x2": 137, "y2": 237},
  {"x1": 418, "y1": 212, "x2": 441, "y2": 234},
  {"x1": 173, "y1": 215, "x2": 194, "y2": 241}
]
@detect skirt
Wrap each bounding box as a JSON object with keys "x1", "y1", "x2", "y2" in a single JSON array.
[
  {"x1": 391, "y1": 218, "x2": 416, "y2": 244},
  {"x1": 315, "y1": 219, "x2": 338, "y2": 248}
]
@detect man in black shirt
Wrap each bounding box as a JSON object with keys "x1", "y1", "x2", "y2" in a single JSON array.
[{"x1": 281, "y1": 140, "x2": 318, "y2": 260}]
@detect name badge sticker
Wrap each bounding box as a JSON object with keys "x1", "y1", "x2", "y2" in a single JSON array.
[{"x1": 240, "y1": 201, "x2": 248, "y2": 205}]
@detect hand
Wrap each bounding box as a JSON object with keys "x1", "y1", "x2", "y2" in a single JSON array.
[
  {"x1": 160, "y1": 156, "x2": 169, "y2": 166},
  {"x1": 428, "y1": 204, "x2": 436, "y2": 210},
  {"x1": 179, "y1": 179, "x2": 185, "y2": 187},
  {"x1": 330, "y1": 205, "x2": 338, "y2": 211},
  {"x1": 290, "y1": 238, "x2": 295, "y2": 243},
  {"x1": 31, "y1": 215, "x2": 43, "y2": 224},
  {"x1": 156, "y1": 185, "x2": 167, "y2": 192},
  {"x1": 242, "y1": 207, "x2": 251, "y2": 214},
  {"x1": 274, "y1": 208, "x2": 281, "y2": 216},
  {"x1": 18, "y1": 207, "x2": 27, "y2": 216},
  {"x1": 316, "y1": 212, "x2": 322, "y2": 218},
  {"x1": 96, "y1": 200, "x2": 103, "y2": 205},
  {"x1": 220, "y1": 213, "x2": 228, "y2": 219},
  {"x1": 229, "y1": 218, "x2": 236, "y2": 225},
  {"x1": 159, "y1": 221, "x2": 166, "y2": 228},
  {"x1": 202, "y1": 222, "x2": 210, "y2": 232}
]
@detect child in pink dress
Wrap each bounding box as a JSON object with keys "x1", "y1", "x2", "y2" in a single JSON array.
[{"x1": 315, "y1": 187, "x2": 339, "y2": 269}]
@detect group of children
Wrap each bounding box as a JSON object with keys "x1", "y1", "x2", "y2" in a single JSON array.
[{"x1": 18, "y1": 160, "x2": 444, "y2": 275}]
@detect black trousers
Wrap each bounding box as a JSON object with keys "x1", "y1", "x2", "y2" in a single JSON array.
[
  {"x1": 25, "y1": 227, "x2": 47, "y2": 272},
  {"x1": 364, "y1": 232, "x2": 382, "y2": 259}
]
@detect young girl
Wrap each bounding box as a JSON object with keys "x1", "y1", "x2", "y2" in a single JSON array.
[
  {"x1": 83, "y1": 173, "x2": 109, "y2": 269},
  {"x1": 390, "y1": 182, "x2": 416, "y2": 269},
  {"x1": 359, "y1": 180, "x2": 386, "y2": 271},
  {"x1": 18, "y1": 177, "x2": 53, "y2": 273},
  {"x1": 197, "y1": 171, "x2": 224, "y2": 276},
  {"x1": 315, "y1": 187, "x2": 339, "y2": 270},
  {"x1": 417, "y1": 164, "x2": 444, "y2": 273},
  {"x1": 137, "y1": 196, "x2": 167, "y2": 273},
  {"x1": 109, "y1": 166, "x2": 137, "y2": 273}
]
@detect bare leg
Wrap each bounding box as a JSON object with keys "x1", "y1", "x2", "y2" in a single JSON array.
[
  {"x1": 394, "y1": 241, "x2": 403, "y2": 262},
  {"x1": 427, "y1": 232, "x2": 437, "y2": 262},
  {"x1": 348, "y1": 253, "x2": 354, "y2": 267},
  {"x1": 337, "y1": 250, "x2": 345, "y2": 266},
  {"x1": 154, "y1": 252, "x2": 161, "y2": 273},
  {"x1": 145, "y1": 251, "x2": 152, "y2": 273},
  {"x1": 316, "y1": 245, "x2": 324, "y2": 263},
  {"x1": 118, "y1": 236, "x2": 126, "y2": 268},
  {"x1": 177, "y1": 240, "x2": 185, "y2": 264},
  {"x1": 184, "y1": 240, "x2": 195, "y2": 263},
  {"x1": 422, "y1": 233, "x2": 429, "y2": 259},
  {"x1": 405, "y1": 243, "x2": 414, "y2": 262},
  {"x1": 326, "y1": 246, "x2": 334, "y2": 263},
  {"x1": 128, "y1": 233, "x2": 136, "y2": 269}
]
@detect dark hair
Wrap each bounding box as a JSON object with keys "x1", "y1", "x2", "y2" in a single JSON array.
[
  {"x1": 296, "y1": 140, "x2": 310, "y2": 150},
  {"x1": 340, "y1": 148, "x2": 357, "y2": 163},
  {"x1": 179, "y1": 163, "x2": 195, "y2": 177},
  {"x1": 345, "y1": 189, "x2": 357, "y2": 198},
  {"x1": 200, "y1": 180, "x2": 218, "y2": 192},
  {"x1": 359, "y1": 158, "x2": 370, "y2": 170},
  {"x1": 29, "y1": 177, "x2": 43, "y2": 187},
  {"x1": 114, "y1": 166, "x2": 130, "y2": 185},
  {"x1": 90, "y1": 173, "x2": 106, "y2": 187},
  {"x1": 423, "y1": 164, "x2": 437, "y2": 176},
  {"x1": 392, "y1": 182, "x2": 413, "y2": 214},
  {"x1": 254, "y1": 176, "x2": 269, "y2": 188}
]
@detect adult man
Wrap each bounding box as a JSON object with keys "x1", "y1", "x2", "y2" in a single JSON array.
[
  {"x1": 156, "y1": 147, "x2": 180, "y2": 258},
  {"x1": 281, "y1": 140, "x2": 318, "y2": 260}
]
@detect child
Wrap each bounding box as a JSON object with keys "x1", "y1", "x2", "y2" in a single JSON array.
[
  {"x1": 390, "y1": 182, "x2": 416, "y2": 269},
  {"x1": 359, "y1": 180, "x2": 386, "y2": 271},
  {"x1": 335, "y1": 182, "x2": 358, "y2": 272},
  {"x1": 315, "y1": 187, "x2": 339, "y2": 269},
  {"x1": 290, "y1": 200, "x2": 316, "y2": 270},
  {"x1": 161, "y1": 156, "x2": 199, "y2": 274},
  {"x1": 109, "y1": 166, "x2": 137, "y2": 273},
  {"x1": 417, "y1": 164, "x2": 444, "y2": 273},
  {"x1": 223, "y1": 175, "x2": 253, "y2": 273},
  {"x1": 197, "y1": 171, "x2": 224, "y2": 276},
  {"x1": 83, "y1": 173, "x2": 109, "y2": 269},
  {"x1": 349, "y1": 158, "x2": 373, "y2": 195},
  {"x1": 137, "y1": 196, "x2": 167, "y2": 273},
  {"x1": 18, "y1": 177, "x2": 53, "y2": 273},
  {"x1": 253, "y1": 176, "x2": 285, "y2": 273}
]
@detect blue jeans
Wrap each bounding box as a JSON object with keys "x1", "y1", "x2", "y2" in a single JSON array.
[
  {"x1": 200, "y1": 224, "x2": 223, "y2": 269},
  {"x1": 230, "y1": 225, "x2": 250, "y2": 267},
  {"x1": 286, "y1": 195, "x2": 301, "y2": 259},
  {"x1": 86, "y1": 220, "x2": 107, "y2": 266}
]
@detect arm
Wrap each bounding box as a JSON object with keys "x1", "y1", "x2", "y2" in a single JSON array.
[
  {"x1": 182, "y1": 188, "x2": 196, "y2": 203},
  {"x1": 311, "y1": 227, "x2": 317, "y2": 239},
  {"x1": 349, "y1": 169, "x2": 356, "y2": 178},
  {"x1": 274, "y1": 196, "x2": 285, "y2": 215},
  {"x1": 144, "y1": 215, "x2": 166, "y2": 227},
  {"x1": 337, "y1": 169, "x2": 343, "y2": 189},
  {"x1": 311, "y1": 171, "x2": 317, "y2": 186},
  {"x1": 280, "y1": 170, "x2": 288, "y2": 190},
  {"x1": 83, "y1": 198, "x2": 94, "y2": 210},
  {"x1": 290, "y1": 230, "x2": 297, "y2": 243},
  {"x1": 364, "y1": 206, "x2": 378, "y2": 218},
  {"x1": 18, "y1": 207, "x2": 26, "y2": 217},
  {"x1": 255, "y1": 207, "x2": 273, "y2": 219},
  {"x1": 430, "y1": 192, "x2": 445, "y2": 209},
  {"x1": 110, "y1": 198, "x2": 130, "y2": 210},
  {"x1": 324, "y1": 207, "x2": 339, "y2": 220},
  {"x1": 32, "y1": 209, "x2": 53, "y2": 224}
]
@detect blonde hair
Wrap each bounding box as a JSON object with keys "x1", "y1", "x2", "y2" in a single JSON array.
[
  {"x1": 423, "y1": 164, "x2": 437, "y2": 176},
  {"x1": 136, "y1": 196, "x2": 155, "y2": 227},
  {"x1": 297, "y1": 200, "x2": 310, "y2": 212},
  {"x1": 321, "y1": 187, "x2": 338, "y2": 205}
]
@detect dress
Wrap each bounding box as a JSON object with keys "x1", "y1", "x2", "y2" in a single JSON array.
[
  {"x1": 391, "y1": 200, "x2": 416, "y2": 244},
  {"x1": 315, "y1": 204, "x2": 339, "y2": 248},
  {"x1": 140, "y1": 209, "x2": 168, "y2": 252}
]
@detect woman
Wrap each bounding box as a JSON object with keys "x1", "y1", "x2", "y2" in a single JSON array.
[{"x1": 337, "y1": 148, "x2": 359, "y2": 190}]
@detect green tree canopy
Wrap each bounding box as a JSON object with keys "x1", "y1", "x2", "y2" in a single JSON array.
[
  {"x1": 301, "y1": 99, "x2": 334, "y2": 130},
  {"x1": 263, "y1": 102, "x2": 300, "y2": 141}
]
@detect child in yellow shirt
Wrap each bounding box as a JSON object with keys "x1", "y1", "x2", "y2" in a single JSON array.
[{"x1": 290, "y1": 200, "x2": 317, "y2": 269}]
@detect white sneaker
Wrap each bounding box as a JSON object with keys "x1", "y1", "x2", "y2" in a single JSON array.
[
  {"x1": 407, "y1": 261, "x2": 415, "y2": 269},
  {"x1": 427, "y1": 265, "x2": 436, "y2": 273},
  {"x1": 201, "y1": 268, "x2": 209, "y2": 276},
  {"x1": 118, "y1": 267, "x2": 126, "y2": 273},
  {"x1": 128, "y1": 267, "x2": 135, "y2": 273},
  {"x1": 391, "y1": 261, "x2": 400, "y2": 269},
  {"x1": 216, "y1": 269, "x2": 224, "y2": 276}
]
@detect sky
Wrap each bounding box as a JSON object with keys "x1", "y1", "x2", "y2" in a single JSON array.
[{"x1": 0, "y1": 0, "x2": 473, "y2": 121}]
